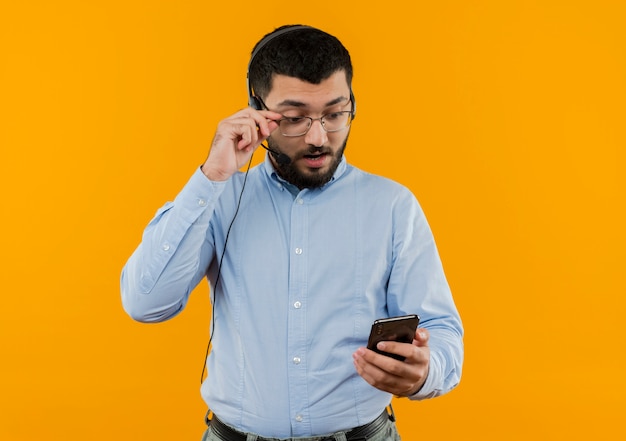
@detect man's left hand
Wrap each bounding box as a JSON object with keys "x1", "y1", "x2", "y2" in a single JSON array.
[{"x1": 352, "y1": 328, "x2": 430, "y2": 397}]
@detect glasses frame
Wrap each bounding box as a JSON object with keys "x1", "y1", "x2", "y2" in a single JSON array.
[{"x1": 257, "y1": 97, "x2": 354, "y2": 138}]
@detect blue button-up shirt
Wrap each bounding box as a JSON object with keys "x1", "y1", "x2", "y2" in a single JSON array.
[{"x1": 121, "y1": 155, "x2": 463, "y2": 438}]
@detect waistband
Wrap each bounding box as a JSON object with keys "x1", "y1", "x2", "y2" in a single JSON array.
[{"x1": 209, "y1": 410, "x2": 391, "y2": 441}]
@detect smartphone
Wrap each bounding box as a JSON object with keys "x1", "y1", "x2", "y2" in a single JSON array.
[{"x1": 366, "y1": 314, "x2": 420, "y2": 361}]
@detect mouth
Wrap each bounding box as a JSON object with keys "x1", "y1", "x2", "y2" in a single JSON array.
[{"x1": 302, "y1": 151, "x2": 329, "y2": 168}]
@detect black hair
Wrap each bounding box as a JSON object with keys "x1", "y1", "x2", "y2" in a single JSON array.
[{"x1": 249, "y1": 25, "x2": 353, "y2": 100}]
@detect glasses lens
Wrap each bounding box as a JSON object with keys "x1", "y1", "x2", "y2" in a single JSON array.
[
  {"x1": 278, "y1": 112, "x2": 354, "y2": 136},
  {"x1": 279, "y1": 117, "x2": 311, "y2": 136},
  {"x1": 322, "y1": 111, "x2": 352, "y2": 132}
]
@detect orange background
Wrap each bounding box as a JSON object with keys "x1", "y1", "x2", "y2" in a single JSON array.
[{"x1": 1, "y1": 1, "x2": 624, "y2": 440}]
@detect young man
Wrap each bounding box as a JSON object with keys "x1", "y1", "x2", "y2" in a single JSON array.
[{"x1": 121, "y1": 25, "x2": 463, "y2": 441}]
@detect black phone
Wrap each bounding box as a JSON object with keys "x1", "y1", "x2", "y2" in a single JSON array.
[{"x1": 366, "y1": 314, "x2": 420, "y2": 361}]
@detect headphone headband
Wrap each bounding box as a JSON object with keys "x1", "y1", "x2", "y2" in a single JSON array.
[
  {"x1": 246, "y1": 25, "x2": 355, "y2": 119},
  {"x1": 247, "y1": 26, "x2": 313, "y2": 109}
]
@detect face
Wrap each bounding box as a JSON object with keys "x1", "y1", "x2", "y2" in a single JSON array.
[{"x1": 263, "y1": 70, "x2": 352, "y2": 189}]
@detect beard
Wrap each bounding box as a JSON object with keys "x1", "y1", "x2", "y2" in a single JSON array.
[{"x1": 267, "y1": 135, "x2": 349, "y2": 189}]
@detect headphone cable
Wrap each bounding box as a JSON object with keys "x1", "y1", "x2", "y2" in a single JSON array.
[{"x1": 200, "y1": 155, "x2": 255, "y2": 384}]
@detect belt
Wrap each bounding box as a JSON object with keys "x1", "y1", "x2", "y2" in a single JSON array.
[{"x1": 210, "y1": 410, "x2": 390, "y2": 441}]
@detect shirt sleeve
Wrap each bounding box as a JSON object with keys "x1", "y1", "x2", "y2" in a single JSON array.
[
  {"x1": 386, "y1": 188, "x2": 464, "y2": 400},
  {"x1": 120, "y1": 167, "x2": 227, "y2": 322}
]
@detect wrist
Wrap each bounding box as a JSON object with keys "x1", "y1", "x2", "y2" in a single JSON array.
[{"x1": 200, "y1": 163, "x2": 231, "y2": 182}]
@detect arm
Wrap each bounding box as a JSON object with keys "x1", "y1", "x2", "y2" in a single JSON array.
[
  {"x1": 120, "y1": 107, "x2": 281, "y2": 322},
  {"x1": 353, "y1": 189, "x2": 464, "y2": 399},
  {"x1": 120, "y1": 170, "x2": 224, "y2": 322}
]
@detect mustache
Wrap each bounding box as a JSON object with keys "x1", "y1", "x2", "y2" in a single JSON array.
[{"x1": 300, "y1": 145, "x2": 330, "y2": 156}]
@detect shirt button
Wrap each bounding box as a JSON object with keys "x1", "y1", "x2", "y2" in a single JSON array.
[
  {"x1": 293, "y1": 357, "x2": 301, "y2": 365},
  {"x1": 296, "y1": 198, "x2": 304, "y2": 205},
  {"x1": 198, "y1": 199, "x2": 207, "y2": 207},
  {"x1": 295, "y1": 248, "x2": 303, "y2": 255},
  {"x1": 295, "y1": 415, "x2": 303, "y2": 422},
  {"x1": 162, "y1": 244, "x2": 170, "y2": 251},
  {"x1": 294, "y1": 301, "x2": 302, "y2": 309}
]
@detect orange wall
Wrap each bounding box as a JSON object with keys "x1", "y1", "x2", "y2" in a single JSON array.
[{"x1": 1, "y1": 1, "x2": 624, "y2": 440}]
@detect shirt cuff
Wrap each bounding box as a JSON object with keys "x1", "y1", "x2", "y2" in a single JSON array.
[
  {"x1": 408, "y1": 352, "x2": 442, "y2": 401},
  {"x1": 172, "y1": 166, "x2": 228, "y2": 216}
]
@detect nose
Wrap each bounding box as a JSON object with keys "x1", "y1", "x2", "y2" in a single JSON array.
[{"x1": 304, "y1": 119, "x2": 328, "y2": 147}]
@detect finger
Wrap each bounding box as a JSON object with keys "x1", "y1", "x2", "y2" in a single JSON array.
[
  {"x1": 257, "y1": 109, "x2": 283, "y2": 122},
  {"x1": 354, "y1": 347, "x2": 409, "y2": 377},
  {"x1": 413, "y1": 328, "x2": 430, "y2": 347},
  {"x1": 219, "y1": 116, "x2": 261, "y2": 150},
  {"x1": 229, "y1": 112, "x2": 280, "y2": 147},
  {"x1": 225, "y1": 123, "x2": 254, "y2": 151},
  {"x1": 254, "y1": 119, "x2": 279, "y2": 142},
  {"x1": 232, "y1": 107, "x2": 281, "y2": 122},
  {"x1": 353, "y1": 348, "x2": 395, "y2": 379},
  {"x1": 249, "y1": 109, "x2": 283, "y2": 137},
  {"x1": 226, "y1": 108, "x2": 281, "y2": 140},
  {"x1": 353, "y1": 349, "x2": 414, "y2": 395},
  {"x1": 374, "y1": 340, "x2": 416, "y2": 362}
]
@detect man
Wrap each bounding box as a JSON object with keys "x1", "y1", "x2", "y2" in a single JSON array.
[{"x1": 121, "y1": 25, "x2": 463, "y2": 441}]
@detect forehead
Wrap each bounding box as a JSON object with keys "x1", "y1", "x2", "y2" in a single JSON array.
[{"x1": 265, "y1": 70, "x2": 350, "y2": 109}]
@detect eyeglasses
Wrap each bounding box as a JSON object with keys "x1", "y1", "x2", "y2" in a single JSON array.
[
  {"x1": 257, "y1": 97, "x2": 354, "y2": 137},
  {"x1": 277, "y1": 111, "x2": 354, "y2": 137}
]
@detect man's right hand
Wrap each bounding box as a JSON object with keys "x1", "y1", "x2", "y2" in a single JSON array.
[{"x1": 201, "y1": 107, "x2": 282, "y2": 181}]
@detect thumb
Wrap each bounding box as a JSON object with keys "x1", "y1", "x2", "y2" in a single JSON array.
[
  {"x1": 259, "y1": 120, "x2": 279, "y2": 144},
  {"x1": 413, "y1": 328, "x2": 430, "y2": 347}
]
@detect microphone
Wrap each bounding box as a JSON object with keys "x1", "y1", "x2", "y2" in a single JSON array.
[{"x1": 260, "y1": 142, "x2": 291, "y2": 165}]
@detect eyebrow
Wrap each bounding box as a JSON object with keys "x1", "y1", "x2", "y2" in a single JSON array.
[{"x1": 275, "y1": 96, "x2": 349, "y2": 109}]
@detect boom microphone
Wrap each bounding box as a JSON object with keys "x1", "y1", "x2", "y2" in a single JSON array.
[{"x1": 260, "y1": 143, "x2": 291, "y2": 165}]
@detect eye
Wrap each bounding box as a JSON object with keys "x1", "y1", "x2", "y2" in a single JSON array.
[
  {"x1": 282, "y1": 116, "x2": 306, "y2": 124},
  {"x1": 324, "y1": 112, "x2": 344, "y2": 121}
]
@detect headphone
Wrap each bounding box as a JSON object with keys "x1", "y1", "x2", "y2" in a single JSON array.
[{"x1": 246, "y1": 25, "x2": 356, "y2": 118}]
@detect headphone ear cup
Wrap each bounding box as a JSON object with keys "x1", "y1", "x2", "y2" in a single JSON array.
[{"x1": 249, "y1": 95, "x2": 263, "y2": 110}]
